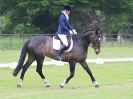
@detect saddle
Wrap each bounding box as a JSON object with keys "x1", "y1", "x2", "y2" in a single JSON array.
[{"x1": 53, "y1": 35, "x2": 73, "y2": 52}]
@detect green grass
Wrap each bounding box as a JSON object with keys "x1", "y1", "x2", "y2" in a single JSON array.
[
  {"x1": 0, "y1": 38, "x2": 26, "y2": 49},
  {"x1": 0, "y1": 62, "x2": 133, "y2": 99},
  {"x1": 0, "y1": 47, "x2": 133, "y2": 98},
  {"x1": 102, "y1": 41, "x2": 133, "y2": 47},
  {"x1": 0, "y1": 36, "x2": 133, "y2": 49},
  {"x1": 0, "y1": 50, "x2": 20, "y2": 63}
]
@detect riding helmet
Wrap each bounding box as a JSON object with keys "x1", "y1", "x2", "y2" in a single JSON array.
[{"x1": 63, "y1": 4, "x2": 72, "y2": 11}]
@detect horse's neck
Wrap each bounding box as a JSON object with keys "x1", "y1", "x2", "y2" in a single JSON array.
[
  {"x1": 79, "y1": 33, "x2": 90, "y2": 47},
  {"x1": 73, "y1": 34, "x2": 90, "y2": 52}
]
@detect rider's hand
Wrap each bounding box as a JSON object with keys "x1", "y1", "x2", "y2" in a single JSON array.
[
  {"x1": 72, "y1": 29, "x2": 77, "y2": 35},
  {"x1": 69, "y1": 30, "x2": 73, "y2": 35}
]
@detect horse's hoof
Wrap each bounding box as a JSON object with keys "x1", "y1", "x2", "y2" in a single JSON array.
[
  {"x1": 16, "y1": 84, "x2": 22, "y2": 88},
  {"x1": 60, "y1": 85, "x2": 64, "y2": 88},
  {"x1": 16, "y1": 78, "x2": 23, "y2": 88},
  {"x1": 93, "y1": 81, "x2": 100, "y2": 88},
  {"x1": 12, "y1": 72, "x2": 17, "y2": 77},
  {"x1": 95, "y1": 84, "x2": 100, "y2": 88},
  {"x1": 45, "y1": 84, "x2": 50, "y2": 87}
]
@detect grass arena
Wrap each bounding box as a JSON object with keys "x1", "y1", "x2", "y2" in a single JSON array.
[
  {"x1": 0, "y1": 47, "x2": 133, "y2": 99},
  {"x1": 0, "y1": 0, "x2": 133, "y2": 98}
]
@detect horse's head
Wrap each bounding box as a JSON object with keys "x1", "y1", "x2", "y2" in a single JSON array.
[{"x1": 89, "y1": 30, "x2": 103, "y2": 54}]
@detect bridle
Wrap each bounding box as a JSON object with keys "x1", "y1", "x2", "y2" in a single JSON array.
[
  {"x1": 75, "y1": 34, "x2": 100, "y2": 49},
  {"x1": 71, "y1": 30, "x2": 103, "y2": 49},
  {"x1": 89, "y1": 36, "x2": 102, "y2": 49}
]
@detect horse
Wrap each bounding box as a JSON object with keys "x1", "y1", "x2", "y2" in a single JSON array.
[{"x1": 12, "y1": 29, "x2": 103, "y2": 88}]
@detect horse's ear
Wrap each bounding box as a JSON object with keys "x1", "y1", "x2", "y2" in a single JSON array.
[
  {"x1": 99, "y1": 30, "x2": 104, "y2": 36},
  {"x1": 95, "y1": 29, "x2": 100, "y2": 36},
  {"x1": 96, "y1": 29, "x2": 104, "y2": 36}
]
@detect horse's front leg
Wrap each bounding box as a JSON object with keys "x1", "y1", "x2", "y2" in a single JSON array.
[
  {"x1": 60, "y1": 61, "x2": 76, "y2": 88},
  {"x1": 80, "y1": 61, "x2": 100, "y2": 88}
]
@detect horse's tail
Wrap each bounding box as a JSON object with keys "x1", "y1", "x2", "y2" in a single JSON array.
[{"x1": 12, "y1": 40, "x2": 30, "y2": 77}]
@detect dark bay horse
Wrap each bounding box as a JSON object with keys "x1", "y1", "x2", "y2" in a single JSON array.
[{"x1": 12, "y1": 30, "x2": 103, "y2": 88}]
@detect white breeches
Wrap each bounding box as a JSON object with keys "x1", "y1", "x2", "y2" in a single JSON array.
[{"x1": 58, "y1": 34, "x2": 68, "y2": 46}]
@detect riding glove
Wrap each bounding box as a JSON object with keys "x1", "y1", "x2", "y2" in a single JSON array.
[
  {"x1": 72, "y1": 29, "x2": 77, "y2": 35},
  {"x1": 69, "y1": 30, "x2": 73, "y2": 35}
]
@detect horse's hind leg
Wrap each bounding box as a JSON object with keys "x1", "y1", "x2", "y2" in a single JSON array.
[
  {"x1": 17, "y1": 57, "x2": 34, "y2": 87},
  {"x1": 60, "y1": 61, "x2": 76, "y2": 88},
  {"x1": 80, "y1": 61, "x2": 100, "y2": 88},
  {"x1": 36, "y1": 57, "x2": 50, "y2": 87}
]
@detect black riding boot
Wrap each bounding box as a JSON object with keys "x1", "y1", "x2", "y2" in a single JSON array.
[{"x1": 56, "y1": 45, "x2": 67, "y2": 61}]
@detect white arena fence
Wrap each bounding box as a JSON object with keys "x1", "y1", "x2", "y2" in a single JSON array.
[{"x1": 0, "y1": 34, "x2": 133, "y2": 68}]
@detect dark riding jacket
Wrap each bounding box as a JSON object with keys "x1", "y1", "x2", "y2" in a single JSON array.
[{"x1": 56, "y1": 12, "x2": 73, "y2": 35}]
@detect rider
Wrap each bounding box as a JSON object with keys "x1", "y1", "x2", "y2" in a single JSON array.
[{"x1": 56, "y1": 4, "x2": 77, "y2": 60}]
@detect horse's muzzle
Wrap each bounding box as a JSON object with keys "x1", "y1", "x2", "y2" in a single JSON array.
[{"x1": 95, "y1": 48, "x2": 100, "y2": 54}]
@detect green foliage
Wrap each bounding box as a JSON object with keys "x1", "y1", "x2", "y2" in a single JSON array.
[
  {"x1": 0, "y1": 16, "x2": 9, "y2": 33},
  {"x1": 0, "y1": 0, "x2": 133, "y2": 34},
  {"x1": 14, "y1": 24, "x2": 41, "y2": 34},
  {"x1": 17, "y1": 0, "x2": 49, "y2": 15},
  {"x1": 111, "y1": 14, "x2": 129, "y2": 31}
]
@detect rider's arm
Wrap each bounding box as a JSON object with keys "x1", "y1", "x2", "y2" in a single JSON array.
[
  {"x1": 67, "y1": 21, "x2": 73, "y2": 30},
  {"x1": 67, "y1": 21, "x2": 77, "y2": 35},
  {"x1": 59, "y1": 15, "x2": 70, "y2": 33},
  {"x1": 66, "y1": 18, "x2": 77, "y2": 35}
]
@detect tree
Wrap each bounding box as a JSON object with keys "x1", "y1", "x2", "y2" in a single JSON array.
[{"x1": 0, "y1": 0, "x2": 133, "y2": 34}]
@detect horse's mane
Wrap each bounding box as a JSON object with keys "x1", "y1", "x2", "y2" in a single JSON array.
[
  {"x1": 76, "y1": 29, "x2": 95, "y2": 38},
  {"x1": 82, "y1": 29, "x2": 95, "y2": 34}
]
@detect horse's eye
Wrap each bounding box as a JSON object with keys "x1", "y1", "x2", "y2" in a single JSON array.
[{"x1": 99, "y1": 38, "x2": 101, "y2": 41}]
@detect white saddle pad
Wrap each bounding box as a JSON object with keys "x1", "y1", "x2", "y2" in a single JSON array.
[{"x1": 53, "y1": 37, "x2": 73, "y2": 52}]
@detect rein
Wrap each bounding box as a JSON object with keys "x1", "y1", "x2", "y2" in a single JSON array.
[
  {"x1": 74, "y1": 33, "x2": 101, "y2": 49},
  {"x1": 74, "y1": 34, "x2": 95, "y2": 48}
]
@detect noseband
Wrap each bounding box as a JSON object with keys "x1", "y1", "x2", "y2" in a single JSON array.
[{"x1": 90, "y1": 37, "x2": 101, "y2": 49}]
